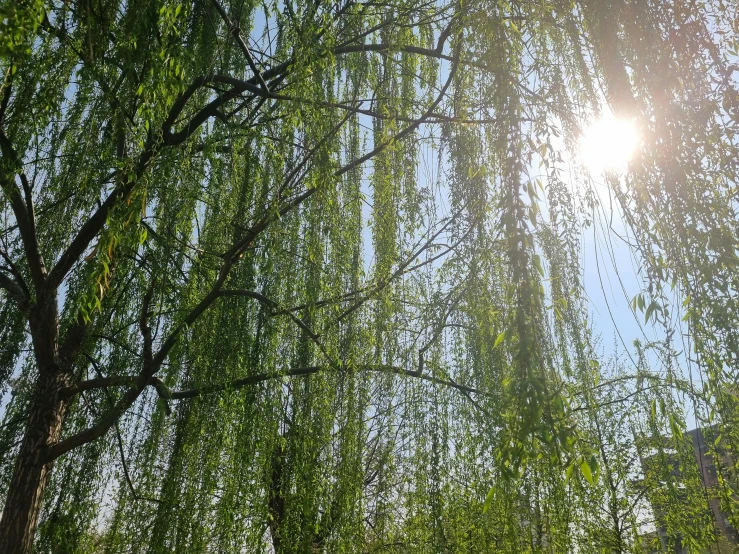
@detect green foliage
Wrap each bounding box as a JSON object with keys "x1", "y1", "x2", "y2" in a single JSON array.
[
  {"x1": 0, "y1": 0, "x2": 46, "y2": 58},
  {"x1": 1, "y1": 0, "x2": 739, "y2": 552}
]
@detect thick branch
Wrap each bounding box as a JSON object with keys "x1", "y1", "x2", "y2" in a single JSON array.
[
  {"x1": 45, "y1": 144, "x2": 156, "y2": 295},
  {"x1": 163, "y1": 33, "x2": 470, "y2": 147},
  {"x1": 0, "y1": 131, "x2": 47, "y2": 290},
  {"x1": 162, "y1": 75, "x2": 272, "y2": 146},
  {"x1": 84, "y1": 354, "x2": 162, "y2": 503},
  {"x1": 61, "y1": 375, "x2": 137, "y2": 398},
  {"x1": 151, "y1": 259, "x2": 235, "y2": 371},
  {"x1": 0, "y1": 270, "x2": 29, "y2": 311},
  {"x1": 44, "y1": 34, "x2": 463, "y2": 298},
  {"x1": 46, "y1": 73, "x2": 243, "y2": 295},
  {"x1": 46, "y1": 380, "x2": 146, "y2": 460}
]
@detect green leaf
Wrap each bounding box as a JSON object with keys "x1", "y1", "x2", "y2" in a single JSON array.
[
  {"x1": 580, "y1": 459, "x2": 594, "y2": 485},
  {"x1": 533, "y1": 254, "x2": 545, "y2": 277},
  {"x1": 565, "y1": 462, "x2": 575, "y2": 483},
  {"x1": 483, "y1": 486, "x2": 495, "y2": 514},
  {"x1": 645, "y1": 300, "x2": 658, "y2": 324},
  {"x1": 669, "y1": 414, "x2": 683, "y2": 440},
  {"x1": 493, "y1": 330, "x2": 507, "y2": 349}
]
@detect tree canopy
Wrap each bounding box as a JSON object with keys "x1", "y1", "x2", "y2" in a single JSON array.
[{"x1": 1, "y1": 0, "x2": 739, "y2": 552}]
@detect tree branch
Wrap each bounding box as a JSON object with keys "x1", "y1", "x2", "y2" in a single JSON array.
[
  {"x1": 62, "y1": 364, "x2": 488, "y2": 402},
  {"x1": 0, "y1": 67, "x2": 12, "y2": 125},
  {"x1": 46, "y1": 379, "x2": 149, "y2": 460},
  {"x1": 0, "y1": 270, "x2": 29, "y2": 311},
  {"x1": 210, "y1": 0, "x2": 270, "y2": 92},
  {"x1": 47, "y1": 48, "x2": 462, "y2": 461},
  {"x1": 334, "y1": 42, "x2": 460, "y2": 179},
  {"x1": 330, "y1": 209, "x2": 463, "y2": 328},
  {"x1": 0, "y1": 131, "x2": 47, "y2": 291},
  {"x1": 270, "y1": 239, "x2": 463, "y2": 317},
  {"x1": 219, "y1": 289, "x2": 335, "y2": 365},
  {"x1": 84, "y1": 354, "x2": 161, "y2": 503},
  {"x1": 0, "y1": 243, "x2": 30, "y2": 298},
  {"x1": 45, "y1": 71, "x2": 254, "y2": 296},
  {"x1": 43, "y1": 33, "x2": 464, "y2": 299},
  {"x1": 44, "y1": 142, "x2": 157, "y2": 296}
]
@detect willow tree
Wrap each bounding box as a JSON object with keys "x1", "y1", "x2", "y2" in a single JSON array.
[{"x1": 1, "y1": 0, "x2": 739, "y2": 552}]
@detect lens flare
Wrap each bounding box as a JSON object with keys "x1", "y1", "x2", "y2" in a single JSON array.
[{"x1": 579, "y1": 115, "x2": 639, "y2": 174}]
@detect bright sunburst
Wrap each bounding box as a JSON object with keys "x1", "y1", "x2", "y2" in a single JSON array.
[{"x1": 579, "y1": 114, "x2": 639, "y2": 174}]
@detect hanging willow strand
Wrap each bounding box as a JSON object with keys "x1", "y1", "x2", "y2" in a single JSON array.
[{"x1": 1, "y1": 0, "x2": 738, "y2": 552}]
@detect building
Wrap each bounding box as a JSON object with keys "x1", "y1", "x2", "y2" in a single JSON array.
[
  {"x1": 687, "y1": 428, "x2": 739, "y2": 547},
  {"x1": 637, "y1": 427, "x2": 738, "y2": 553}
]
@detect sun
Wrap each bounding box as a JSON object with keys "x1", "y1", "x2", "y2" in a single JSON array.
[{"x1": 579, "y1": 114, "x2": 639, "y2": 174}]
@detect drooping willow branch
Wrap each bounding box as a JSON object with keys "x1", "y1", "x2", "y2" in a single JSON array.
[
  {"x1": 82, "y1": 353, "x2": 161, "y2": 504},
  {"x1": 61, "y1": 364, "x2": 489, "y2": 401},
  {"x1": 45, "y1": 49, "x2": 463, "y2": 463},
  {"x1": 218, "y1": 289, "x2": 335, "y2": 366},
  {"x1": 37, "y1": 22, "x2": 464, "y2": 381},
  {"x1": 270, "y1": 236, "x2": 469, "y2": 317}
]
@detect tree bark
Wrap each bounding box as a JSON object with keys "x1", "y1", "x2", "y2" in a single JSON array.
[{"x1": 0, "y1": 368, "x2": 71, "y2": 553}]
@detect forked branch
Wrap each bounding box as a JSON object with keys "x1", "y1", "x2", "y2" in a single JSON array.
[{"x1": 211, "y1": 0, "x2": 270, "y2": 92}]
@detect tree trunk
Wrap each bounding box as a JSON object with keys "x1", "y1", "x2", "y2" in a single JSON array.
[{"x1": 0, "y1": 368, "x2": 71, "y2": 553}]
